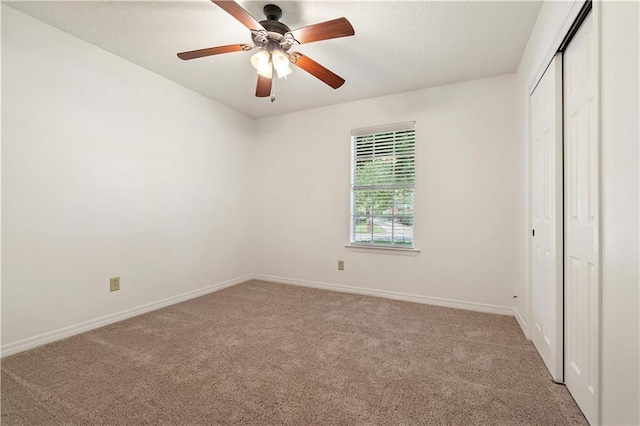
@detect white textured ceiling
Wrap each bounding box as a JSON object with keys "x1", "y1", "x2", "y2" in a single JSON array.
[{"x1": 5, "y1": 1, "x2": 542, "y2": 118}]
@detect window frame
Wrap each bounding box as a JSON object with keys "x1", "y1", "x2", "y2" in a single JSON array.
[{"x1": 348, "y1": 121, "x2": 418, "y2": 253}]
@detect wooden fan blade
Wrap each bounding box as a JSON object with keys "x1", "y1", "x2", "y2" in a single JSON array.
[
  {"x1": 177, "y1": 44, "x2": 250, "y2": 60},
  {"x1": 256, "y1": 74, "x2": 272, "y2": 97},
  {"x1": 288, "y1": 17, "x2": 354, "y2": 45},
  {"x1": 211, "y1": 1, "x2": 265, "y2": 31},
  {"x1": 289, "y1": 53, "x2": 345, "y2": 89}
]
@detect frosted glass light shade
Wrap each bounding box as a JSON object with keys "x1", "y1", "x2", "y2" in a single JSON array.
[
  {"x1": 250, "y1": 50, "x2": 272, "y2": 78},
  {"x1": 271, "y1": 49, "x2": 292, "y2": 79}
]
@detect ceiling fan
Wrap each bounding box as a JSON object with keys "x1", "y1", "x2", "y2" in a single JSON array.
[{"x1": 177, "y1": 1, "x2": 355, "y2": 99}]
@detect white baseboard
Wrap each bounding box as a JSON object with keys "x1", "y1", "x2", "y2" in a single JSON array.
[
  {"x1": 1, "y1": 275, "x2": 253, "y2": 358},
  {"x1": 514, "y1": 307, "x2": 530, "y2": 339},
  {"x1": 2, "y1": 274, "x2": 519, "y2": 357},
  {"x1": 252, "y1": 274, "x2": 516, "y2": 316}
]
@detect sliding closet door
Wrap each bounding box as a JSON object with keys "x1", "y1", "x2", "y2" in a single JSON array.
[
  {"x1": 530, "y1": 54, "x2": 563, "y2": 383},
  {"x1": 563, "y1": 10, "x2": 599, "y2": 425}
]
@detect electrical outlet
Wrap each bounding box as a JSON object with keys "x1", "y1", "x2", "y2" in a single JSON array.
[
  {"x1": 338, "y1": 260, "x2": 344, "y2": 271},
  {"x1": 110, "y1": 277, "x2": 120, "y2": 292}
]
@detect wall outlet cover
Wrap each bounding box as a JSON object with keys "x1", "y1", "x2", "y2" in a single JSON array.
[{"x1": 110, "y1": 277, "x2": 120, "y2": 292}]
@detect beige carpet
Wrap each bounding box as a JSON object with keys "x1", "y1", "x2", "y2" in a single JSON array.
[{"x1": 2, "y1": 280, "x2": 586, "y2": 425}]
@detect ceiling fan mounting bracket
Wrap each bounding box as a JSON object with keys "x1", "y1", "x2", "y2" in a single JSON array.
[
  {"x1": 288, "y1": 52, "x2": 301, "y2": 64},
  {"x1": 263, "y1": 4, "x2": 282, "y2": 22}
]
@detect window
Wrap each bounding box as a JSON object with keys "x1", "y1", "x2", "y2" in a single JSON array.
[{"x1": 350, "y1": 122, "x2": 415, "y2": 248}]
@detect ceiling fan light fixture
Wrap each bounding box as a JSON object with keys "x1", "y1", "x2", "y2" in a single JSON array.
[
  {"x1": 271, "y1": 49, "x2": 292, "y2": 79},
  {"x1": 250, "y1": 49, "x2": 272, "y2": 78}
]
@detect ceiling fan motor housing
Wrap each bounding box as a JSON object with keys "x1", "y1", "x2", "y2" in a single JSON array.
[
  {"x1": 251, "y1": 4, "x2": 292, "y2": 48},
  {"x1": 259, "y1": 19, "x2": 290, "y2": 35}
]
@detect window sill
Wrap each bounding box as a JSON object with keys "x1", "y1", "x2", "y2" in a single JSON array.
[{"x1": 345, "y1": 244, "x2": 420, "y2": 256}]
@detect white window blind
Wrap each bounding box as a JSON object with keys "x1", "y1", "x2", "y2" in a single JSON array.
[{"x1": 350, "y1": 122, "x2": 415, "y2": 248}]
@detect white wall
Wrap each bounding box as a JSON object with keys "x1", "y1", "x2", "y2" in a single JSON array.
[
  {"x1": 1, "y1": 6, "x2": 254, "y2": 349},
  {"x1": 515, "y1": 1, "x2": 640, "y2": 423},
  {"x1": 252, "y1": 74, "x2": 520, "y2": 311},
  {"x1": 600, "y1": 2, "x2": 639, "y2": 424}
]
